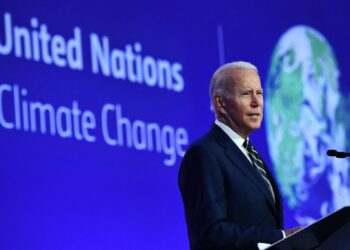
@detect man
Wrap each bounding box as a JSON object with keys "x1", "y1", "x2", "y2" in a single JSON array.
[{"x1": 178, "y1": 61, "x2": 301, "y2": 249}]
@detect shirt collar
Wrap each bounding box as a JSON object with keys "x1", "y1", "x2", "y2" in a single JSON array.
[{"x1": 215, "y1": 119, "x2": 247, "y2": 148}]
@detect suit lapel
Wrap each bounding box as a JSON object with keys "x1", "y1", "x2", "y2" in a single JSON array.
[
  {"x1": 209, "y1": 124, "x2": 279, "y2": 216},
  {"x1": 225, "y1": 146, "x2": 277, "y2": 209}
]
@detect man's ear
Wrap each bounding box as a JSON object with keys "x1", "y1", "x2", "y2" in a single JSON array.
[{"x1": 214, "y1": 95, "x2": 226, "y2": 114}]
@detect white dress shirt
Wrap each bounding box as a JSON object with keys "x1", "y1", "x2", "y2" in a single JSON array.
[{"x1": 214, "y1": 119, "x2": 252, "y2": 164}]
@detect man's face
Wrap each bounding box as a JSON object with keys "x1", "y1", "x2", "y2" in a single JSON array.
[{"x1": 220, "y1": 69, "x2": 264, "y2": 138}]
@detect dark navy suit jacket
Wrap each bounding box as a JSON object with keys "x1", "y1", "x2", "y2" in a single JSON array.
[{"x1": 178, "y1": 124, "x2": 284, "y2": 250}]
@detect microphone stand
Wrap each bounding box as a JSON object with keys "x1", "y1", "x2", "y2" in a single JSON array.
[{"x1": 327, "y1": 150, "x2": 350, "y2": 158}]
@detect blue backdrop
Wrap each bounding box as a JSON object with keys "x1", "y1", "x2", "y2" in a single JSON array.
[{"x1": 1, "y1": 1, "x2": 350, "y2": 249}]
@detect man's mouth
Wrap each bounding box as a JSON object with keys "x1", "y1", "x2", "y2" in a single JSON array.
[{"x1": 247, "y1": 113, "x2": 260, "y2": 117}]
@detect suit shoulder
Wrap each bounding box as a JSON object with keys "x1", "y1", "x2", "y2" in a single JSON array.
[
  {"x1": 187, "y1": 133, "x2": 219, "y2": 153},
  {"x1": 181, "y1": 132, "x2": 223, "y2": 165}
]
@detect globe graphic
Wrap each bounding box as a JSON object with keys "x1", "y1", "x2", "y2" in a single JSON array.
[{"x1": 265, "y1": 25, "x2": 350, "y2": 226}]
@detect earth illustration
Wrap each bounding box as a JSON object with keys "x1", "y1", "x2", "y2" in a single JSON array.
[{"x1": 265, "y1": 25, "x2": 350, "y2": 226}]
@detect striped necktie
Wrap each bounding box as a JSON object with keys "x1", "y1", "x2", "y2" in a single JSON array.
[{"x1": 243, "y1": 139, "x2": 276, "y2": 203}]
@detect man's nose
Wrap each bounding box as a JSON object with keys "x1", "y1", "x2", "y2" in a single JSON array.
[{"x1": 251, "y1": 93, "x2": 262, "y2": 106}]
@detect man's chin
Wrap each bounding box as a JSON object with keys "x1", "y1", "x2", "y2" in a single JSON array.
[{"x1": 248, "y1": 123, "x2": 262, "y2": 132}]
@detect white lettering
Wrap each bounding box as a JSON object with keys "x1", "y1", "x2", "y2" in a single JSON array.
[
  {"x1": 0, "y1": 83, "x2": 96, "y2": 142},
  {"x1": 0, "y1": 84, "x2": 14, "y2": 129},
  {"x1": 90, "y1": 33, "x2": 110, "y2": 76},
  {"x1": 100, "y1": 103, "x2": 189, "y2": 166},
  {"x1": 0, "y1": 13, "x2": 12, "y2": 54},
  {"x1": 89, "y1": 33, "x2": 185, "y2": 92},
  {"x1": 0, "y1": 12, "x2": 83, "y2": 70}
]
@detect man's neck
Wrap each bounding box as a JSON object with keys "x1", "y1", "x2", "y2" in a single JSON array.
[
  {"x1": 215, "y1": 120, "x2": 246, "y2": 141},
  {"x1": 215, "y1": 119, "x2": 248, "y2": 139}
]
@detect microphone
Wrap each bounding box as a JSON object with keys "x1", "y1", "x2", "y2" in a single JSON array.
[{"x1": 327, "y1": 149, "x2": 350, "y2": 158}]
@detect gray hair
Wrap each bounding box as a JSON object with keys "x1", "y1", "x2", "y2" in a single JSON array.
[{"x1": 209, "y1": 61, "x2": 258, "y2": 112}]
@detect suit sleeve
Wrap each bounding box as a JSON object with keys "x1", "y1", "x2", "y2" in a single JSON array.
[{"x1": 178, "y1": 144, "x2": 283, "y2": 249}]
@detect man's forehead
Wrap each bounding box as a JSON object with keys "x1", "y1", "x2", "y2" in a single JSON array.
[
  {"x1": 232, "y1": 78, "x2": 262, "y2": 89},
  {"x1": 228, "y1": 68, "x2": 259, "y2": 79}
]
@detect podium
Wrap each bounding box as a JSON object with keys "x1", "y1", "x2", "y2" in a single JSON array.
[{"x1": 267, "y1": 206, "x2": 350, "y2": 250}]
